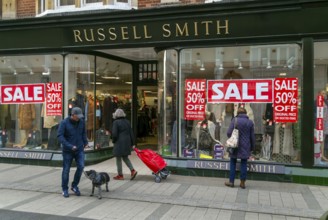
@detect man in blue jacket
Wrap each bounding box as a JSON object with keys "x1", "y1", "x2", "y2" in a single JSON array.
[{"x1": 58, "y1": 107, "x2": 88, "y2": 198}]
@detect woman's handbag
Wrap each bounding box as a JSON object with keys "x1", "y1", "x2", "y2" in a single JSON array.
[{"x1": 226, "y1": 118, "x2": 239, "y2": 148}]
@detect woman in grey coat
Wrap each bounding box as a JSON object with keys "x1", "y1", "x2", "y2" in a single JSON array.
[
  {"x1": 111, "y1": 108, "x2": 138, "y2": 180},
  {"x1": 225, "y1": 107, "x2": 255, "y2": 189}
]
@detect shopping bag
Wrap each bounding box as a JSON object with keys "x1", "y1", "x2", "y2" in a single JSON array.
[{"x1": 226, "y1": 118, "x2": 239, "y2": 148}]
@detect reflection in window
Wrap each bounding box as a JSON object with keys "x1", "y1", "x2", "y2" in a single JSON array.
[{"x1": 60, "y1": 0, "x2": 75, "y2": 5}]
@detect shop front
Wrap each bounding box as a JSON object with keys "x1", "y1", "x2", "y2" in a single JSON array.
[{"x1": 0, "y1": 0, "x2": 327, "y2": 183}]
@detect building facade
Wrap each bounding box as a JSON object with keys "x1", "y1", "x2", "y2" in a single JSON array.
[{"x1": 0, "y1": 0, "x2": 327, "y2": 184}]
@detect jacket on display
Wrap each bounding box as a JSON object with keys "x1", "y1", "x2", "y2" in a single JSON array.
[{"x1": 18, "y1": 104, "x2": 36, "y2": 130}]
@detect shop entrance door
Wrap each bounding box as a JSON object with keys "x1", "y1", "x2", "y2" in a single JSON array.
[{"x1": 136, "y1": 85, "x2": 158, "y2": 150}]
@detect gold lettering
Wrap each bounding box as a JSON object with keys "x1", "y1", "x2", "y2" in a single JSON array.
[
  {"x1": 121, "y1": 26, "x2": 129, "y2": 40},
  {"x1": 97, "y1": 28, "x2": 106, "y2": 41},
  {"x1": 73, "y1": 30, "x2": 83, "y2": 43},
  {"x1": 194, "y1": 22, "x2": 199, "y2": 36},
  {"x1": 217, "y1": 20, "x2": 229, "y2": 34},
  {"x1": 201, "y1": 21, "x2": 213, "y2": 35},
  {"x1": 83, "y1": 29, "x2": 95, "y2": 42},
  {"x1": 108, "y1": 28, "x2": 117, "y2": 40},
  {"x1": 162, "y1": 24, "x2": 171, "y2": 37},
  {"x1": 132, "y1": 26, "x2": 141, "y2": 39},
  {"x1": 144, "y1": 25, "x2": 152, "y2": 39},
  {"x1": 176, "y1": 23, "x2": 189, "y2": 37}
]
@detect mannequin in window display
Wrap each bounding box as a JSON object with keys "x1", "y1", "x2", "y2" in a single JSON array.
[
  {"x1": 272, "y1": 122, "x2": 294, "y2": 160},
  {"x1": 102, "y1": 94, "x2": 114, "y2": 132},
  {"x1": 315, "y1": 90, "x2": 328, "y2": 162},
  {"x1": 195, "y1": 111, "x2": 220, "y2": 151},
  {"x1": 41, "y1": 104, "x2": 58, "y2": 136},
  {"x1": 15, "y1": 104, "x2": 36, "y2": 147},
  {"x1": 85, "y1": 94, "x2": 95, "y2": 140},
  {"x1": 68, "y1": 89, "x2": 86, "y2": 116}
]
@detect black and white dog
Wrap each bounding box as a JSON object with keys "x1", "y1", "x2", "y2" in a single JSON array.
[{"x1": 84, "y1": 170, "x2": 110, "y2": 199}]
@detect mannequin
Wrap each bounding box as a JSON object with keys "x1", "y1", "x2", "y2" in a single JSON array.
[
  {"x1": 41, "y1": 104, "x2": 58, "y2": 130},
  {"x1": 272, "y1": 122, "x2": 294, "y2": 163},
  {"x1": 86, "y1": 94, "x2": 94, "y2": 140},
  {"x1": 16, "y1": 104, "x2": 36, "y2": 147},
  {"x1": 194, "y1": 111, "x2": 219, "y2": 150}
]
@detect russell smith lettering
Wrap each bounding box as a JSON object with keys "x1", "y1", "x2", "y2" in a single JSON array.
[
  {"x1": 72, "y1": 19, "x2": 229, "y2": 45},
  {"x1": 187, "y1": 160, "x2": 285, "y2": 174},
  {"x1": 0, "y1": 150, "x2": 52, "y2": 160}
]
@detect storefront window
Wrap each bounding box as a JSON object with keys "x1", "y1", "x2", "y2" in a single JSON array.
[
  {"x1": 66, "y1": 55, "x2": 132, "y2": 150},
  {"x1": 178, "y1": 45, "x2": 302, "y2": 164},
  {"x1": 158, "y1": 50, "x2": 178, "y2": 156},
  {"x1": 313, "y1": 42, "x2": 328, "y2": 166},
  {"x1": 94, "y1": 56, "x2": 132, "y2": 149},
  {"x1": 0, "y1": 54, "x2": 63, "y2": 150}
]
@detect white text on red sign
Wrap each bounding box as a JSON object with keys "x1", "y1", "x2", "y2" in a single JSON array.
[
  {"x1": 207, "y1": 79, "x2": 273, "y2": 103},
  {"x1": 1, "y1": 84, "x2": 45, "y2": 104}
]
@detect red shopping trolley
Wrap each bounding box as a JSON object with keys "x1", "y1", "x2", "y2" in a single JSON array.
[{"x1": 134, "y1": 147, "x2": 170, "y2": 183}]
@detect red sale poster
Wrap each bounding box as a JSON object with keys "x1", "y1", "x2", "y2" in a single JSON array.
[
  {"x1": 273, "y1": 78, "x2": 298, "y2": 123},
  {"x1": 46, "y1": 82, "x2": 62, "y2": 116},
  {"x1": 184, "y1": 79, "x2": 206, "y2": 120},
  {"x1": 207, "y1": 79, "x2": 273, "y2": 103}
]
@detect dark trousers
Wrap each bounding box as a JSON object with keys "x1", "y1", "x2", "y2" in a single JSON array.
[
  {"x1": 229, "y1": 158, "x2": 247, "y2": 183},
  {"x1": 61, "y1": 151, "x2": 85, "y2": 191}
]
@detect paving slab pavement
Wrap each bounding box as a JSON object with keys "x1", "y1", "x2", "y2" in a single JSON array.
[{"x1": 0, "y1": 152, "x2": 326, "y2": 220}]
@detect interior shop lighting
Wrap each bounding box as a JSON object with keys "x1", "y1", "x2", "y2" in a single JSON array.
[
  {"x1": 219, "y1": 64, "x2": 224, "y2": 70},
  {"x1": 90, "y1": 82, "x2": 103, "y2": 85},
  {"x1": 13, "y1": 70, "x2": 17, "y2": 75},
  {"x1": 102, "y1": 76, "x2": 120, "y2": 79},
  {"x1": 42, "y1": 68, "x2": 51, "y2": 75},
  {"x1": 266, "y1": 61, "x2": 272, "y2": 69},
  {"x1": 78, "y1": 70, "x2": 94, "y2": 74},
  {"x1": 279, "y1": 72, "x2": 287, "y2": 76},
  {"x1": 200, "y1": 63, "x2": 205, "y2": 71},
  {"x1": 238, "y1": 62, "x2": 243, "y2": 70},
  {"x1": 125, "y1": 81, "x2": 132, "y2": 84}
]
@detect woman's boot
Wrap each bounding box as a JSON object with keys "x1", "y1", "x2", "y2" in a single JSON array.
[
  {"x1": 224, "y1": 182, "x2": 234, "y2": 187},
  {"x1": 240, "y1": 180, "x2": 246, "y2": 189}
]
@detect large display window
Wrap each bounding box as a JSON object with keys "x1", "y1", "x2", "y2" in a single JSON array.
[
  {"x1": 66, "y1": 54, "x2": 133, "y2": 150},
  {"x1": 313, "y1": 42, "x2": 328, "y2": 166},
  {"x1": 159, "y1": 44, "x2": 303, "y2": 165},
  {"x1": 0, "y1": 54, "x2": 132, "y2": 152},
  {"x1": 0, "y1": 54, "x2": 64, "y2": 150}
]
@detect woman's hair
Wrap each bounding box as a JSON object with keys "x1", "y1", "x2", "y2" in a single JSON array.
[
  {"x1": 237, "y1": 107, "x2": 247, "y2": 115},
  {"x1": 112, "y1": 108, "x2": 126, "y2": 119}
]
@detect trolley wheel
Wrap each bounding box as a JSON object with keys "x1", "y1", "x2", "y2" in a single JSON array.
[{"x1": 155, "y1": 176, "x2": 161, "y2": 183}]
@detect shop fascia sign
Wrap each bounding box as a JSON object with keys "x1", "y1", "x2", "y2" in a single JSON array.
[
  {"x1": 72, "y1": 19, "x2": 230, "y2": 44},
  {"x1": 187, "y1": 160, "x2": 285, "y2": 174}
]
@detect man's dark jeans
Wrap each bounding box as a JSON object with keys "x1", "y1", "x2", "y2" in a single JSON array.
[{"x1": 61, "y1": 150, "x2": 85, "y2": 191}]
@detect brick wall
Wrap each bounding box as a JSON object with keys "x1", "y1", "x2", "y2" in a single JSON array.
[{"x1": 17, "y1": 0, "x2": 35, "y2": 18}]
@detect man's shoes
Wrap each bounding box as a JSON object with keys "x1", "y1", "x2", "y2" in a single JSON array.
[
  {"x1": 113, "y1": 175, "x2": 124, "y2": 180},
  {"x1": 224, "y1": 182, "x2": 234, "y2": 188},
  {"x1": 131, "y1": 170, "x2": 138, "y2": 180},
  {"x1": 71, "y1": 186, "x2": 81, "y2": 196},
  {"x1": 240, "y1": 180, "x2": 246, "y2": 189},
  {"x1": 62, "y1": 189, "x2": 69, "y2": 198}
]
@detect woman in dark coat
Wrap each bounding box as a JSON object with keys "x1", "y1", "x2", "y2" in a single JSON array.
[
  {"x1": 225, "y1": 107, "x2": 255, "y2": 189},
  {"x1": 111, "y1": 108, "x2": 138, "y2": 180}
]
